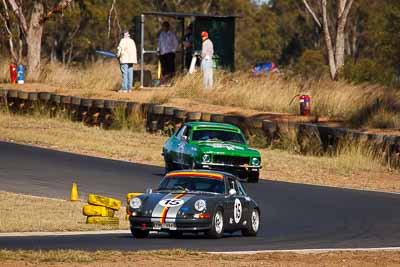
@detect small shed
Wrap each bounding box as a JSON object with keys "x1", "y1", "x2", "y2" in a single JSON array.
[{"x1": 133, "y1": 11, "x2": 239, "y2": 87}]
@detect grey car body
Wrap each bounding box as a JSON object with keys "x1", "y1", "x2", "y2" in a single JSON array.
[{"x1": 128, "y1": 170, "x2": 261, "y2": 238}]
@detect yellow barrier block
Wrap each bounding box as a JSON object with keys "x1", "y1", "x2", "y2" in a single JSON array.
[
  {"x1": 83, "y1": 205, "x2": 115, "y2": 217},
  {"x1": 126, "y1": 192, "x2": 143, "y2": 204},
  {"x1": 86, "y1": 216, "x2": 119, "y2": 225},
  {"x1": 87, "y1": 194, "x2": 121, "y2": 211}
]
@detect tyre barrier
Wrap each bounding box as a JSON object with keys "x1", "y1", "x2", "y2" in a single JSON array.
[
  {"x1": 3, "y1": 88, "x2": 400, "y2": 167},
  {"x1": 186, "y1": 112, "x2": 201, "y2": 122},
  {"x1": 87, "y1": 194, "x2": 121, "y2": 211},
  {"x1": 86, "y1": 216, "x2": 119, "y2": 225},
  {"x1": 84, "y1": 194, "x2": 121, "y2": 225},
  {"x1": 83, "y1": 204, "x2": 115, "y2": 217},
  {"x1": 200, "y1": 112, "x2": 212, "y2": 122}
]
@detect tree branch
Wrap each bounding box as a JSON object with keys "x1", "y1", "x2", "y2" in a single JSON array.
[
  {"x1": 41, "y1": 0, "x2": 74, "y2": 24},
  {"x1": 6, "y1": 0, "x2": 27, "y2": 35},
  {"x1": 302, "y1": 0, "x2": 322, "y2": 28},
  {"x1": 341, "y1": 0, "x2": 354, "y2": 23},
  {"x1": 0, "y1": 0, "x2": 17, "y2": 62}
]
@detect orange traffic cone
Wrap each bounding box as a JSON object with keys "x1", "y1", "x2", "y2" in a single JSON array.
[{"x1": 70, "y1": 182, "x2": 79, "y2": 201}]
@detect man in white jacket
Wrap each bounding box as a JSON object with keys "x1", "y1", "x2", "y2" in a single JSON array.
[
  {"x1": 201, "y1": 31, "x2": 214, "y2": 89},
  {"x1": 117, "y1": 30, "x2": 137, "y2": 92}
]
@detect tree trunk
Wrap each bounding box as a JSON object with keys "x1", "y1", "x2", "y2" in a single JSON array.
[
  {"x1": 321, "y1": 0, "x2": 337, "y2": 79},
  {"x1": 26, "y1": 1, "x2": 44, "y2": 81}
]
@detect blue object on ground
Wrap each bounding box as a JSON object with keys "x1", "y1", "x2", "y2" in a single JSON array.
[
  {"x1": 17, "y1": 65, "x2": 24, "y2": 84},
  {"x1": 95, "y1": 50, "x2": 117, "y2": 58},
  {"x1": 253, "y1": 62, "x2": 276, "y2": 74}
]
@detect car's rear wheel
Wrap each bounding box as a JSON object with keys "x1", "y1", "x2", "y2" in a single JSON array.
[
  {"x1": 247, "y1": 172, "x2": 259, "y2": 183},
  {"x1": 242, "y1": 208, "x2": 260, "y2": 236},
  {"x1": 130, "y1": 227, "x2": 149, "y2": 238},
  {"x1": 206, "y1": 208, "x2": 224, "y2": 239}
]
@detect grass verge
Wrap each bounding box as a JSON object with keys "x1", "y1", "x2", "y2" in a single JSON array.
[
  {"x1": 0, "y1": 249, "x2": 399, "y2": 266},
  {"x1": 0, "y1": 111, "x2": 399, "y2": 193},
  {"x1": 0, "y1": 191, "x2": 129, "y2": 232}
]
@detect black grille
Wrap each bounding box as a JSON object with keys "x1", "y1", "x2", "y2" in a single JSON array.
[{"x1": 213, "y1": 155, "x2": 249, "y2": 165}]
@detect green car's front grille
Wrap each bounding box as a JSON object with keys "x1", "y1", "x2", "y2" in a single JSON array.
[{"x1": 213, "y1": 155, "x2": 249, "y2": 165}]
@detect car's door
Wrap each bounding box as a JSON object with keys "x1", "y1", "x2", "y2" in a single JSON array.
[
  {"x1": 235, "y1": 179, "x2": 252, "y2": 223},
  {"x1": 224, "y1": 176, "x2": 247, "y2": 230},
  {"x1": 169, "y1": 125, "x2": 186, "y2": 165},
  {"x1": 177, "y1": 126, "x2": 192, "y2": 168}
]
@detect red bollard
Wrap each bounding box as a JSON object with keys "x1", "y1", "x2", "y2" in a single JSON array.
[
  {"x1": 9, "y1": 64, "x2": 17, "y2": 83},
  {"x1": 299, "y1": 95, "x2": 311, "y2": 116}
]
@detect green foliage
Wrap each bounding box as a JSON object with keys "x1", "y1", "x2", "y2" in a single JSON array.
[
  {"x1": 292, "y1": 49, "x2": 328, "y2": 79},
  {"x1": 344, "y1": 58, "x2": 397, "y2": 86},
  {"x1": 1, "y1": 0, "x2": 400, "y2": 86}
]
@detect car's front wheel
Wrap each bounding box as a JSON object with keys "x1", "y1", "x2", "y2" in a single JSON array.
[
  {"x1": 242, "y1": 208, "x2": 260, "y2": 236},
  {"x1": 206, "y1": 208, "x2": 224, "y2": 239},
  {"x1": 131, "y1": 227, "x2": 149, "y2": 238}
]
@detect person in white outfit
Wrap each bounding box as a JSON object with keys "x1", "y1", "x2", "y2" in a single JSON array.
[
  {"x1": 201, "y1": 31, "x2": 214, "y2": 89},
  {"x1": 157, "y1": 21, "x2": 179, "y2": 81},
  {"x1": 117, "y1": 30, "x2": 137, "y2": 92}
]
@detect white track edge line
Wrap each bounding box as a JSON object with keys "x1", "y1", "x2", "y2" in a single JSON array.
[
  {"x1": 210, "y1": 247, "x2": 400, "y2": 254},
  {"x1": 0, "y1": 230, "x2": 131, "y2": 237}
]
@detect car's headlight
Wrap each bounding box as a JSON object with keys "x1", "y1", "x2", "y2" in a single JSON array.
[
  {"x1": 202, "y1": 154, "x2": 211, "y2": 163},
  {"x1": 251, "y1": 157, "x2": 260, "y2": 166},
  {"x1": 130, "y1": 197, "x2": 142, "y2": 209},
  {"x1": 194, "y1": 199, "x2": 206, "y2": 212}
]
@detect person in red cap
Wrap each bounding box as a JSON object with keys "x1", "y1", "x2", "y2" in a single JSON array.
[{"x1": 201, "y1": 31, "x2": 214, "y2": 89}]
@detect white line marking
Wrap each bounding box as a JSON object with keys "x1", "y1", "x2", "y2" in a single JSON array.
[
  {"x1": 0, "y1": 230, "x2": 130, "y2": 237},
  {"x1": 210, "y1": 247, "x2": 400, "y2": 254}
]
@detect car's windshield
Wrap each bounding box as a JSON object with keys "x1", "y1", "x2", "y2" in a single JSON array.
[
  {"x1": 158, "y1": 176, "x2": 225, "y2": 194},
  {"x1": 191, "y1": 129, "x2": 245, "y2": 144}
]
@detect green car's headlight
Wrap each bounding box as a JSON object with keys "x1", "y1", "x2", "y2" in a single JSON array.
[
  {"x1": 202, "y1": 154, "x2": 211, "y2": 163},
  {"x1": 194, "y1": 199, "x2": 207, "y2": 212},
  {"x1": 251, "y1": 157, "x2": 260, "y2": 166},
  {"x1": 130, "y1": 197, "x2": 142, "y2": 209}
]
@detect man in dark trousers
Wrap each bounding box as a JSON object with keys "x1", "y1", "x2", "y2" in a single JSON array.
[{"x1": 157, "y1": 21, "x2": 179, "y2": 82}]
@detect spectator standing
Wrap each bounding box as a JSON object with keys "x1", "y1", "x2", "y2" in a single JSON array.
[
  {"x1": 157, "y1": 21, "x2": 179, "y2": 81},
  {"x1": 201, "y1": 31, "x2": 214, "y2": 89},
  {"x1": 117, "y1": 30, "x2": 137, "y2": 93}
]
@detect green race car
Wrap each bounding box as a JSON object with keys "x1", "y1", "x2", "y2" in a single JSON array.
[{"x1": 162, "y1": 122, "x2": 262, "y2": 183}]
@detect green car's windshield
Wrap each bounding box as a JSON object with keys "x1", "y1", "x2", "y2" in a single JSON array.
[
  {"x1": 158, "y1": 176, "x2": 225, "y2": 194},
  {"x1": 191, "y1": 129, "x2": 245, "y2": 144}
]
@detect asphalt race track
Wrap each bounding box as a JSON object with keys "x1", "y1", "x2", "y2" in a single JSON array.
[{"x1": 1, "y1": 141, "x2": 400, "y2": 252}]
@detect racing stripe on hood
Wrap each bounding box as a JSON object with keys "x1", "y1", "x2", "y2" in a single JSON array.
[
  {"x1": 160, "y1": 192, "x2": 186, "y2": 223},
  {"x1": 151, "y1": 193, "x2": 173, "y2": 223},
  {"x1": 164, "y1": 194, "x2": 195, "y2": 223}
]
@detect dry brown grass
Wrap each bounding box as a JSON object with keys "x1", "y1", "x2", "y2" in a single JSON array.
[
  {"x1": 0, "y1": 249, "x2": 399, "y2": 266},
  {"x1": 0, "y1": 191, "x2": 129, "y2": 232},
  {"x1": 2, "y1": 61, "x2": 398, "y2": 128},
  {"x1": 0, "y1": 111, "x2": 399, "y2": 193}
]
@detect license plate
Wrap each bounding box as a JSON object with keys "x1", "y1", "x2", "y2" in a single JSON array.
[{"x1": 153, "y1": 222, "x2": 176, "y2": 230}]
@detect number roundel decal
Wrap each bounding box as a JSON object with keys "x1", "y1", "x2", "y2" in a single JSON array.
[
  {"x1": 234, "y1": 198, "x2": 242, "y2": 223},
  {"x1": 159, "y1": 199, "x2": 185, "y2": 207}
]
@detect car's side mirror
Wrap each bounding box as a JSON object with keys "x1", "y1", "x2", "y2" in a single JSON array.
[
  {"x1": 181, "y1": 136, "x2": 188, "y2": 142},
  {"x1": 229, "y1": 188, "x2": 237, "y2": 196},
  {"x1": 145, "y1": 188, "x2": 153, "y2": 194}
]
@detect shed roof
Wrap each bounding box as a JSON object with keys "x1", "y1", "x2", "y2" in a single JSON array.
[{"x1": 142, "y1": 11, "x2": 240, "y2": 19}]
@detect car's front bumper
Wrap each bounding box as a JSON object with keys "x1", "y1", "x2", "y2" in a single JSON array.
[
  {"x1": 197, "y1": 162, "x2": 260, "y2": 178},
  {"x1": 130, "y1": 216, "x2": 212, "y2": 232}
]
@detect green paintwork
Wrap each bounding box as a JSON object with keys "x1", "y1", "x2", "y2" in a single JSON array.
[{"x1": 162, "y1": 122, "x2": 262, "y2": 175}]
